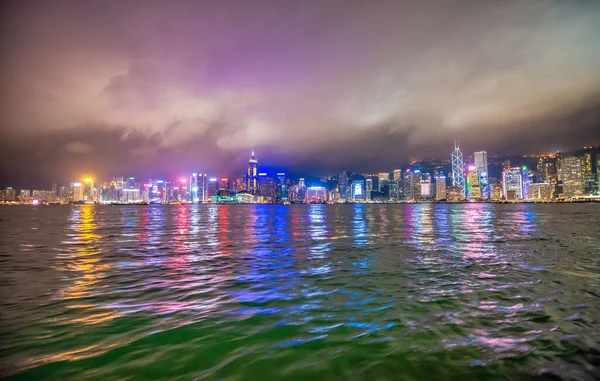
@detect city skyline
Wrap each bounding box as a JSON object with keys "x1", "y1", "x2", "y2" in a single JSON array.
[
  {"x1": 1, "y1": 143, "x2": 598, "y2": 190},
  {"x1": 2, "y1": 143, "x2": 599, "y2": 204},
  {"x1": 2, "y1": 0, "x2": 600, "y2": 187}
]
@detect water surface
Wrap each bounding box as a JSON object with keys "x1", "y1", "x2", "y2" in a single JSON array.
[{"x1": 1, "y1": 204, "x2": 599, "y2": 380}]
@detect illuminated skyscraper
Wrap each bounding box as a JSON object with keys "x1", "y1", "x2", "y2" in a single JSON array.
[
  {"x1": 207, "y1": 178, "x2": 218, "y2": 199},
  {"x1": 561, "y1": 156, "x2": 584, "y2": 198},
  {"x1": 247, "y1": 151, "x2": 258, "y2": 195},
  {"x1": 474, "y1": 151, "x2": 489, "y2": 199},
  {"x1": 502, "y1": 167, "x2": 524, "y2": 200},
  {"x1": 466, "y1": 166, "x2": 481, "y2": 200},
  {"x1": 435, "y1": 176, "x2": 446, "y2": 200},
  {"x1": 197, "y1": 173, "x2": 207, "y2": 201},
  {"x1": 338, "y1": 171, "x2": 348, "y2": 200},
  {"x1": 351, "y1": 180, "x2": 365, "y2": 201},
  {"x1": 581, "y1": 152, "x2": 594, "y2": 193},
  {"x1": 276, "y1": 173, "x2": 287, "y2": 202},
  {"x1": 451, "y1": 141, "x2": 466, "y2": 198},
  {"x1": 219, "y1": 178, "x2": 230, "y2": 190},
  {"x1": 190, "y1": 173, "x2": 199, "y2": 202},
  {"x1": 402, "y1": 170, "x2": 414, "y2": 201},
  {"x1": 72, "y1": 182, "x2": 84, "y2": 201},
  {"x1": 19, "y1": 189, "x2": 31, "y2": 203},
  {"x1": 365, "y1": 178, "x2": 373, "y2": 201}
]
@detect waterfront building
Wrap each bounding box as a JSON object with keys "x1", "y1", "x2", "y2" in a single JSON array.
[
  {"x1": 561, "y1": 156, "x2": 584, "y2": 198},
  {"x1": 365, "y1": 178, "x2": 373, "y2": 201},
  {"x1": 527, "y1": 182, "x2": 552, "y2": 200},
  {"x1": 492, "y1": 183, "x2": 503, "y2": 200},
  {"x1": 446, "y1": 186, "x2": 462, "y2": 202},
  {"x1": 393, "y1": 169, "x2": 402, "y2": 182},
  {"x1": 219, "y1": 178, "x2": 230, "y2": 190},
  {"x1": 338, "y1": 171, "x2": 348, "y2": 200},
  {"x1": 207, "y1": 177, "x2": 218, "y2": 199},
  {"x1": 82, "y1": 178, "x2": 95, "y2": 202},
  {"x1": 581, "y1": 152, "x2": 594, "y2": 193},
  {"x1": 247, "y1": 151, "x2": 259, "y2": 195},
  {"x1": 234, "y1": 177, "x2": 246, "y2": 193},
  {"x1": 420, "y1": 180, "x2": 432, "y2": 200},
  {"x1": 412, "y1": 170, "x2": 422, "y2": 201},
  {"x1": 190, "y1": 173, "x2": 199, "y2": 202},
  {"x1": 502, "y1": 167, "x2": 524, "y2": 199},
  {"x1": 19, "y1": 189, "x2": 31, "y2": 203},
  {"x1": 474, "y1": 151, "x2": 489, "y2": 199},
  {"x1": 59, "y1": 185, "x2": 72, "y2": 203},
  {"x1": 466, "y1": 166, "x2": 481, "y2": 200},
  {"x1": 306, "y1": 186, "x2": 327, "y2": 203},
  {"x1": 72, "y1": 182, "x2": 84, "y2": 202},
  {"x1": 378, "y1": 173, "x2": 389, "y2": 182},
  {"x1": 258, "y1": 174, "x2": 275, "y2": 200},
  {"x1": 351, "y1": 180, "x2": 365, "y2": 201},
  {"x1": 435, "y1": 176, "x2": 446, "y2": 200},
  {"x1": 276, "y1": 173, "x2": 287, "y2": 202},
  {"x1": 298, "y1": 178, "x2": 306, "y2": 203},
  {"x1": 402, "y1": 170, "x2": 414, "y2": 201},
  {"x1": 451, "y1": 141, "x2": 466, "y2": 198}
]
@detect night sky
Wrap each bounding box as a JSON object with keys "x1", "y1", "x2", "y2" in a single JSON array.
[{"x1": 1, "y1": 0, "x2": 600, "y2": 187}]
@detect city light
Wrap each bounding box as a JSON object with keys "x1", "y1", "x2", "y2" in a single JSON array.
[{"x1": 84, "y1": 178, "x2": 93, "y2": 183}]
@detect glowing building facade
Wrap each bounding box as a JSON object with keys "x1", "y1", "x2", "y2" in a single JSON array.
[
  {"x1": 474, "y1": 151, "x2": 489, "y2": 199},
  {"x1": 502, "y1": 167, "x2": 524, "y2": 200},
  {"x1": 306, "y1": 186, "x2": 327, "y2": 203},
  {"x1": 561, "y1": 156, "x2": 584, "y2": 198},
  {"x1": 247, "y1": 151, "x2": 259, "y2": 195},
  {"x1": 435, "y1": 176, "x2": 446, "y2": 200},
  {"x1": 451, "y1": 141, "x2": 466, "y2": 198}
]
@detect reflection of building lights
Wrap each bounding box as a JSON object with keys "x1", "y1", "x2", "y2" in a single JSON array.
[{"x1": 32, "y1": 199, "x2": 39, "y2": 205}]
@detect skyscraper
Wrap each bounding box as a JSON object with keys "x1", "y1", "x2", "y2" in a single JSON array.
[
  {"x1": 435, "y1": 176, "x2": 446, "y2": 200},
  {"x1": 276, "y1": 173, "x2": 287, "y2": 202},
  {"x1": 474, "y1": 151, "x2": 489, "y2": 199},
  {"x1": 351, "y1": 180, "x2": 365, "y2": 201},
  {"x1": 365, "y1": 178, "x2": 373, "y2": 201},
  {"x1": 338, "y1": 171, "x2": 348, "y2": 200},
  {"x1": 561, "y1": 156, "x2": 584, "y2": 198},
  {"x1": 198, "y1": 173, "x2": 207, "y2": 201},
  {"x1": 451, "y1": 141, "x2": 466, "y2": 198},
  {"x1": 207, "y1": 178, "x2": 218, "y2": 199},
  {"x1": 247, "y1": 151, "x2": 259, "y2": 195},
  {"x1": 502, "y1": 167, "x2": 524, "y2": 200},
  {"x1": 466, "y1": 166, "x2": 481, "y2": 200},
  {"x1": 402, "y1": 170, "x2": 414, "y2": 201},
  {"x1": 190, "y1": 173, "x2": 199, "y2": 202}
]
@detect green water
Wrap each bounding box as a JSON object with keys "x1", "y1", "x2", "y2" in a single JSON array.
[{"x1": 1, "y1": 204, "x2": 599, "y2": 380}]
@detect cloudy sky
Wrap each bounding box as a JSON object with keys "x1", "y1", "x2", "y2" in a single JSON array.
[{"x1": 1, "y1": 0, "x2": 599, "y2": 186}]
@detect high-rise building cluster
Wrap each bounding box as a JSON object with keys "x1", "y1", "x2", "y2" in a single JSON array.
[{"x1": 1, "y1": 146, "x2": 599, "y2": 205}]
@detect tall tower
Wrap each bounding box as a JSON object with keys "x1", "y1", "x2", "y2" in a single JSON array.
[
  {"x1": 451, "y1": 141, "x2": 466, "y2": 198},
  {"x1": 474, "y1": 151, "x2": 489, "y2": 199},
  {"x1": 247, "y1": 150, "x2": 258, "y2": 195}
]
